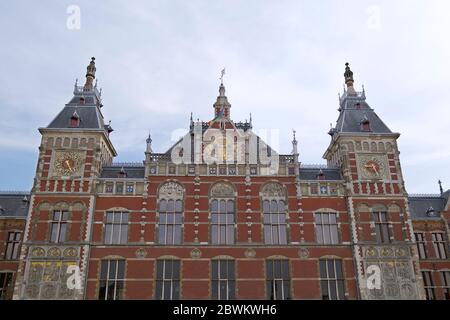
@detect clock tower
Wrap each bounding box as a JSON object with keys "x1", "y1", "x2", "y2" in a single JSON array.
[
  {"x1": 323, "y1": 63, "x2": 425, "y2": 300},
  {"x1": 14, "y1": 58, "x2": 117, "y2": 300}
]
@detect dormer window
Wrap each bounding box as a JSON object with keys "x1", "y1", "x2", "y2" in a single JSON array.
[
  {"x1": 317, "y1": 169, "x2": 325, "y2": 180},
  {"x1": 426, "y1": 207, "x2": 436, "y2": 217},
  {"x1": 117, "y1": 167, "x2": 127, "y2": 178},
  {"x1": 360, "y1": 115, "x2": 371, "y2": 132},
  {"x1": 79, "y1": 96, "x2": 85, "y2": 105},
  {"x1": 70, "y1": 111, "x2": 80, "y2": 128}
]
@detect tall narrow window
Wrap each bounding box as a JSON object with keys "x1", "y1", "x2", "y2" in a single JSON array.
[
  {"x1": 320, "y1": 259, "x2": 345, "y2": 300},
  {"x1": 104, "y1": 211, "x2": 129, "y2": 244},
  {"x1": 158, "y1": 199, "x2": 182, "y2": 244},
  {"x1": 414, "y1": 233, "x2": 427, "y2": 259},
  {"x1": 431, "y1": 233, "x2": 447, "y2": 259},
  {"x1": 315, "y1": 212, "x2": 339, "y2": 244},
  {"x1": 98, "y1": 260, "x2": 125, "y2": 300},
  {"x1": 0, "y1": 273, "x2": 13, "y2": 300},
  {"x1": 5, "y1": 232, "x2": 21, "y2": 260},
  {"x1": 263, "y1": 200, "x2": 287, "y2": 245},
  {"x1": 155, "y1": 260, "x2": 180, "y2": 300},
  {"x1": 372, "y1": 211, "x2": 390, "y2": 243},
  {"x1": 158, "y1": 182, "x2": 184, "y2": 245},
  {"x1": 422, "y1": 271, "x2": 435, "y2": 300},
  {"x1": 266, "y1": 260, "x2": 290, "y2": 300},
  {"x1": 211, "y1": 200, "x2": 235, "y2": 244},
  {"x1": 50, "y1": 210, "x2": 69, "y2": 243},
  {"x1": 441, "y1": 271, "x2": 450, "y2": 300},
  {"x1": 211, "y1": 260, "x2": 235, "y2": 300}
]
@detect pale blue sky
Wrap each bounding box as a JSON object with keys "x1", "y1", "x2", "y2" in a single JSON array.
[{"x1": 0, "y1": 1, "x2": 449, "y2": 193}]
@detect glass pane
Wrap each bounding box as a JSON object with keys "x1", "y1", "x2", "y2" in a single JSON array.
[
  {"x1": 100, "y1": 261, "x2": 108, "y2": 279},
  {"x1": 117, "y1": 261, "x2": 125, "y2": 279},
  {"x1": 212, "y1": 261, "x2": 218, "y2": 279},
  {"x1": 382, "y1": 225, "x2": 390, "y2": 243},
  {"x1": 106, "y1": 212, "x2": 114, "y2": 223},
  {"x1": 281, "y1": 261, "x2": 289, "y2": 280},
  {"x1": 321, "y1": 280, "x2": 329, "y2": 300},
  {"x1": 173, "y1": 282, "x2": 180, "y2": 299},
  {"x1": 227, "y1": 261, "x2": 235, "y2": 279},
  {"x1": 323, "y1": 225, "x2": 331, "y2": 244},
  {"x1": 319, "y1": 261, "x2": 327, "y2": 278},
  {"x1": 263, "y1": 213, "x2": 271, "y2": 224},
  {"x1": 220, "y1": 226, "x2": 226, "y2": 244},
  {"x1": 330, "y1": 226, "x2": 339, "y2": 244},
  {"x1": 219, "y1": 200, "x2": 226, "y2": 213},
  {"x1": 115, "y1": 281, "x2": 123, "y2": 300},
  {"x1": 109, "y1": 261, "x2": 117, "y2": 279},
  {"x1": 380, "y1": 212, "x2": 387, "y2": 222},
  {"x1": 159, "y1": 199, "x2": 167, "y2": 212},
  {"x1": 14, "y1": 232, "x2": 21, "y2": 241},
  {"x1": 274, "y1": 260, "x2": 282, "y2": 278},
  {"x1": 5, "y1": 244, "x2": 13, "y2": 260},
  {"x1": 279, "y1": 226, "x2": 287, "y2": 244},
  {"x1": 329, "y1": 280, "x2": 337, "y2": 300},
  {"x1": 266, "y1": 260, "x2": 273, "y2": 280},
  {"x1": 322, "y1": 213, "x2": 329, "y2": 224},
  {"x1": 283, "y1": 281, "x2": 290, "y2": 299},
  {"x1": 105, "y1": 224, "x2": 112, "y2": 244},
  {"x1": 337, "y1": 280, "x2": 345, "y2": 300},
  {"x1": 335, "y1": 261, "x2": 343, "y2": 279},
  {"x1": 327, "y1": 260, "x2": 336, "y2": 278},
  {"x1": 112, "y1": 224, "x2": 120, "y2": 244},
  {"x1": 264, "y1": 227, "x2": 272, "y2": 244},
  {"x1": 53, "y1": 211, "x2": 61, "y2": 221},
  {"x1": 329, "y1": 213, "x2": 337, "y2": 224},
  {"x1": 270, "y1": 201, "x2": 278, "y2": 213},
  {"x1": 278, "y1": 200, "x2": 285, "y2": 213},
  {"x1": 262, "y1": 200, "x2": 270, "y2": 213},
  {"x1": 175, "y1": 200, "x2": 182, "y2": 212},
  {"x1": 316, "y1": 225, "x2": 323, "y2": 244},
  {"x1": 220, "y1": 261, "x2": 227, "y2": 279},
  {"x1": 167, "y1": 200, "x2": 174, "y2": 212},
  {"x1": 229, "y1": 281, "x2": 236, "y2": 299},
  {"x1": 98, "y1": 280, "x2": 107, "y2": 300},
  {"x1": 158, "y1": 227, "x2": 166, "y2": 244},
  {"x1": 227, "y1": 200, "x2": 234, "y2": 213},
  {"x1": 167, "y1": 225, "x2": 173, "y2": 244},
  {"x1": 174, "y1": 226, "x2": 182, "y2": 244},
  {"x1": 59, "y1": 223, "x2": 67, "y2": 242},
  {"x1": 163, "y1": 281, "x2": 172, "y2": 299},
  {"x1": 219, "y1": 280, "x2": 227, "y2": 299},
  {"x1": 211, "y1": 225, "x2": 218, "y2": 244},
  {"x1": 315, "y1": 213, "x2": 322, "y2": 224},
  {"x1": 62, "y1": 211, "x2": 70, "y2": 221},
  {"x1": 120, "y1": 225, "x2": 128, "y2": 244},
  {"x1": 211, "y1": 280, "x2": 218, "y2": 299},
  {"x1": 164, "y1": 261, "x2": 173, "y2": 278},
  {"x1": 155, "y1": 281, "x2": 163, "y2": 299},
  {"x1": 173, "y1": 261, "x2": 180, "y2": 280},
  {"x1": 175, "y1": 212, "x2": 182, "y2": 224},
  {"x1": 114, "y1": 212, "x2": 122, "y2": 223},
  {"x1": 227, "y1": 212, "x2": 235, "y2": 223},
  {"x1": 121, "y1": 213, "x2": 129, "y2": 223},
  {"x1": 156, "y1": 261, "x2": 164, "y2": 280},
  {"x1": 226, "y1": 226, "x2": 234, "y2": 244}
]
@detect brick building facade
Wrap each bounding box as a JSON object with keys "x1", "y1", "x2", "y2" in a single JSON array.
[{"x1": 1, "y1": 58, "x2": 449, "y2": 300}]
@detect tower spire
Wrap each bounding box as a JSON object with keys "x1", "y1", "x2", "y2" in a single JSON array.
[
  {"x1": 213, "y1": 68, "x2": 231, "y2": 119},
  {"x1": 438, "y1": 179, "x2": 444, "y2": 195},
  {"x1": 146, "y1": 131, "x2": 153, "y2": 153},
  {"x1": 344, "y1": 62, "x2": 356, "y2": 95},
  {"x1": 84, "y1": 57, "x2": 96, "y2": 90}
]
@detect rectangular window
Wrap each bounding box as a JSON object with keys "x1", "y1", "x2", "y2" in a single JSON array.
[
  {"x1": 211, "y1": 199, "x2": 235, "y2": 245},
  {"x1": 319, "y1": 185, "x2": 328, "y2": 195},
  {"x1": 104, "y1": 211, "x2": 129, "y2": 244},
  {"x1": 211, "y1": 260, "x2": 235, "y2": 300},
  {"x1": 320, "y1": 259, "x2": 345, "y2": 300},
  {"x1": 372, "y1": 211, "x2": 390, "y2": 243},
  {"x1": 158, "y1": 200, "x2": 182, "y2": 245},
  {"x1": 310, "y1": 183, "x2": 318, "y2": 194},
  {"x1": 5, "y1": 232, "x2": 21, "y2": 260},
  {"x1": 115, "y1": 183, "x2": 123, "y2": 194},
  {"x1": 105, "y1": 183, "x2": 113, "y2": 193},
  {"x1": 441, "y1": 271, "x2": 450, "y2": 300},
  {"x1": 263, "y1": 200, "x2": 287, "y2": 245},
  {"x1": 50, "y1": 210, "x2": 69, "y2": 243},
  {"x1": 155, "y1": 260, "x2": 180, "y2": 300},
  {"x1": 98, "y1": 260, "x2": 125, "y2": 300},
  {"x1": 414, "y1": 233, "x2": 427, "y2": 259},
  {"x1": 0, "y1": 272, "x2": 14, "y2": 300},
  {"x1": 432, "y1": 233, "x2": 447, "y2": 259},
  {"x1": 266, "y1": 260, "x2": 290, "y2": 300},
  {"x1": 315, "y1": 213, "x2": 339, "y2": 244},
  {"x1": 422, "y1": 271, "x2": 435, "y2": 300}
]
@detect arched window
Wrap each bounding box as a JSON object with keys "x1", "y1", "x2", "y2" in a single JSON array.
[
  {"x1": 158, "y1": 182, "x2": 184, "y2": 245},
  {"x1": 261, "y1": 183, "x2": 287, "y2": 245},
  {"x1": 210, "y1": 183, "x2": 235, "y2": 245}
]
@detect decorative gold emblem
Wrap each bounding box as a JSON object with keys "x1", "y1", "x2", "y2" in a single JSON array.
[
  {"x1": 63, "y1": 247, "x2": 78, "y2": 258},
  {"x1": 358, "y1": 154, "x2": 387, "y2": 180},
  {"x1": 53, "y1": 151, "x2": 83, "y2": 177}
]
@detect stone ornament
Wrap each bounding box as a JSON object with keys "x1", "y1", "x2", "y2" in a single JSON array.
[
  {"x1": 210, "y1": 183, "x2": 235, "y2": 198},
  {"x1": 190, "y1": 248, "x2": 202, "y2": 259},
  {"x1": 298, "y1": 248, "x2": 309, "y2": 259},
  {"x1": 63, "y1": 247, "x2": 78, "y2": 258},
  {"x1": 47, "y1": 247, "x2": 61, "y2": 257},
  {"x1": 135, "y1": 248, "x2": 148, "y2": 259},
  {"x1": 31, "y1": 247, "x2": 45, "y2": 258},
  {"x1": 261, "y1": 182, "x2": 285, "y2": 198},
  {"x1": 159, "y1": 182, "x2": 184, "y2": 199},
  {"x1": 244, "y1": 248, "x2": 256, "y2": 258}
]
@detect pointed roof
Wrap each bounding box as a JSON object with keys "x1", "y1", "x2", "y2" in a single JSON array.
[{"x1": 332, "y1": 63, "x2": 394, "y2": 135}]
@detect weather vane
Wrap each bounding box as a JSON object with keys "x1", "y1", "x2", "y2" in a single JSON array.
[{"x1": 220, "y1": 68, "x2": 226, "y2": 84}]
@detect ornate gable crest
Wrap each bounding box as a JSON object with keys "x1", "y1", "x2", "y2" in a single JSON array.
[
  {"x1": 159, "y1": 182, "x2": 184, "y2": 199},
  {"x1": 210, "y1": 183, "x2": 235, "y2": 198},
  {"x1": 261, "y1": 182, "x2": 285, "y2": 198}
]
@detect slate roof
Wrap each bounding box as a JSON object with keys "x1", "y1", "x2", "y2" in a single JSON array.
[
  {"x1": 0, "y1": 192, "x2": 30, "y2": 218},
  {"x1": 333, "y1": 93, "x2": 393, "y2": 134},
  {"x1": 299, "y1": 167, "x2": 342, "y2": 181},
  {"x1": 100, "y1": 165, "x2": 145, "y2": 179},
  {"x1": 408, "y1": 194, "x2": 447, "y2": 219}
]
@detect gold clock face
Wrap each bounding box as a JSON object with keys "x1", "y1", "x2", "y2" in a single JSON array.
[
  {"x1": 358, "y1": 155, "x2": 386, "y2": 179},
  {"x1": 53, "y1": 151, "x2": 83, "y2": 177}
]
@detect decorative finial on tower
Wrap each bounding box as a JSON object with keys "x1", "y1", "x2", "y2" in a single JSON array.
[
  {"x1": 84, "y1": 57, "x2": 96, "y2": 90},
  {"x1": 292, "y1": 129, "x2": 298, "y2": 156},
  {"x1": 438, "y1": 180, "x2": 444, "y2": 195},
  {"x1": 220, "y1": 68, "x2": 225, "y2": 84},
  {"x1": 344, "y1": 62, "x2": 356, "y2": 95},
  {"x1": 249, "y1": 113, "x2": 252, "y2": 126},
  {"x1": 146, "y1": 131, "x2": 153, "y2": 153},
  {"x1": 292, "y1": 129, "x2": 297, "y2": 144}
]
